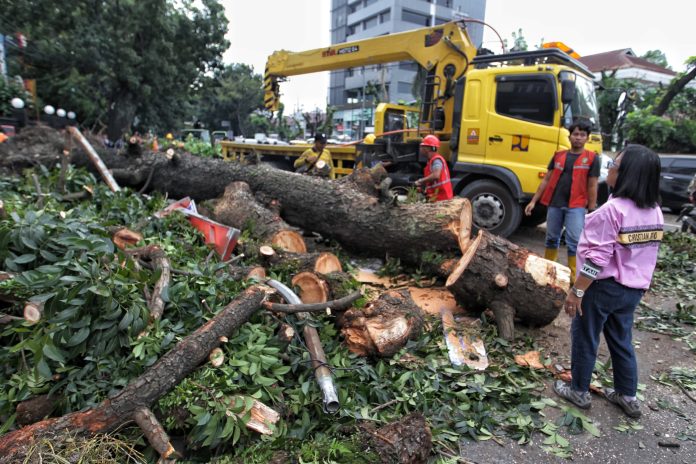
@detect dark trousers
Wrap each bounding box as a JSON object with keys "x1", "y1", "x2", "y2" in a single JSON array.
[{"x1": 571, "y1": 278, "x2": 644, "y2": 396}]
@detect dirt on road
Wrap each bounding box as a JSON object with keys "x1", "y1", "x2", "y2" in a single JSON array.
[{"x1": 461, "y1": 226, "x2": 696, "y2": 464}]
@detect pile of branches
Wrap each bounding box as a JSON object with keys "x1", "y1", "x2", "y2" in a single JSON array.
[{"x1": 0, "y1": 127, "x2": 573, "y2": 463}]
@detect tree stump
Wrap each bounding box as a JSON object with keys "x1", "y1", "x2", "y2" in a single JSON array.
[
  {"x1": 443, "y1": 201, "x2": 569, "y2": 339},
  {"x1": 340, "y1": 288, "x2": 424, "y2": 357},
  {"x1": 363, "y1": 412, "x2": 432, "y2": 464}
]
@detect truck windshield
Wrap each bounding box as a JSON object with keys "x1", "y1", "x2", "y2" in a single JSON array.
[{"x1": 564, "y1": 75, "x2": 600, "y2": 131}]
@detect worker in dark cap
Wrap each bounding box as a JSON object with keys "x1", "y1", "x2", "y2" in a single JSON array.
[{"x1": 294, "y1": 133, "x2": 334, "y2": 178}]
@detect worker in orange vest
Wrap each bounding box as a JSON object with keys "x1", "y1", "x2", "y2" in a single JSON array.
[
  {"x1": 0, "y1": 128, "x2": 8, "y2": 144},
  {"x1": 524, "y1": 119, "x2": 599, "y2": 282},
  {"x1": 414, "y1": 135, "x2": 453, "y2": 202}
]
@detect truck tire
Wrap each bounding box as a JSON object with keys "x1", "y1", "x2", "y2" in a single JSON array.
[{"x1": 459, "y1": 179, "x2": 522, "y2": 237}]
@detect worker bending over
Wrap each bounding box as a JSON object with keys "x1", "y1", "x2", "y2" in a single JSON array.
[
  {"x1": 294, "y1": 133, "x2": 333, "y2": 178},
  {"x1": 414, "y1": 135, "x2": 453, "y2": 202}
]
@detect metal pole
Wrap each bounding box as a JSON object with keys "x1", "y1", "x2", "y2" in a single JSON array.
[
  {"x1": 360, "y1": 66, "x2": 365, "y2": 140},
  {"x1": 267, "y1": 280, "x2": 340, "y2": 414}
]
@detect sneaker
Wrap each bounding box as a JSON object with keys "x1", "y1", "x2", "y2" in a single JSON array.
[
  {"x1": 604, "y1": 388, "x2": 642, "y2": 418},
  {"x1": 553, "y1": 380, "x2": 591, "y2": 409}
]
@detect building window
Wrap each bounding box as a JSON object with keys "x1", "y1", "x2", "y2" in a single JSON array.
[
  {"x1": 379, "y1": 9, "x2": 391, "y2": 23},
  {"x1": 402, "y1": 9, "x2": 430, "y2": 26},
  {"x1": 363, "y1": 15, "x2": 378, "y2": 30},
  {"x1": 347, "y1": 24, "x2": 357, "y2": 35},
  {"x1": 495, "y1": 77, "x2": 556, "y2": 125},
  {"x1": 397, "y1": 81, "x2": 413, "y2": 94},
  {"x1": 348, "y1": 1, "x2": 360, "y2": 13},
  {"x1": 435, "y1": 16, "x2": 449, "y2": 25},
  {"x1": 364, "y1": 0, "x2": 377, "y2": 6},
  {"x1": 399, "y1": 61, "x2": 418, "y2": 71}
]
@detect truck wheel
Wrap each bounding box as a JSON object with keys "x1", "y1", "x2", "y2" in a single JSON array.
[{"x1": 459, "y1": 179, "x2": 522, "y2": 237}]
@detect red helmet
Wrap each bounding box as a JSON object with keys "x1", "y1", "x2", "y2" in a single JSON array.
[{"x1": 420, "y1": 134, "x2": 440, "y2": 149}]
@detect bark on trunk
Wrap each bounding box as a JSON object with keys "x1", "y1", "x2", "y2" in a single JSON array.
[
  {"x1": 57, "y1": 146, "x2": 464, "y2": 263},
  {"x1": 213, "y1": 181, "x2": 306, "y2": 253},
  {"x1": 652, "y1": 65, "x2": 696, "y2": 116},
  {"x1": 363, "y1": 412, "x2": 432, "y2": 464},
  {"x1": 0, "y1": 286, "x2": 265, "y2": 464}
]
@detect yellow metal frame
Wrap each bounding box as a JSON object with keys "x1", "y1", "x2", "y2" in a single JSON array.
[{"x1": 220, "y1": 142, "x2": 358, "y2": 178}]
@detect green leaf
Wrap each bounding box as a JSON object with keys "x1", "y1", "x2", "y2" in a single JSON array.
[
  {"x1": 196, "y1": 411, "x2": 211, "y2": 426},
  {"x1": 66, "y1": 327, "x2": 90, "y2": 346},
  {"x1": 36, "y1": 358, "x2": 52, "y2": 379},
  {"x1": 13, "y1": 254, "x2": 36, "y2": 264},
  {"x1": 42, "y1": 344, "x2": 67, "y2": 364},
  {"x1": 581, "y1": 418, "x2": 601, "y2": 437}
]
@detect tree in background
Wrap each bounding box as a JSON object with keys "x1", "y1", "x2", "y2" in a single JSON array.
[
  {"x1": 194, "y1": 63, "x2": 264, "y2": 137},
  {"x1": 1, "y1": 0, "x2": 229, "y2": 140},
  {"x1": 619, "y1": 56, "x2": 696, "y2": 153},
  {"x1": 641, "y1": 50, "x2": 671, "y2": 69}
]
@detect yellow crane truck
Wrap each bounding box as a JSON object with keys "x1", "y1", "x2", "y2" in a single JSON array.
[{"x1": 220, "y1": 20, "x2": 605, "y2": 237}]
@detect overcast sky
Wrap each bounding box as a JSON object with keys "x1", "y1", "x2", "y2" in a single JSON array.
[{"x1": 222, "y1": 0, "x2": 695, "y2": 112}]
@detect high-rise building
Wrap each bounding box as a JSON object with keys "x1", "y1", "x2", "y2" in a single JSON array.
[{"x1": 330, "y1": 0, "x2": 486, "y2": 138}]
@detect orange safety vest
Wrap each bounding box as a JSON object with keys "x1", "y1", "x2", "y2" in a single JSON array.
[
  {"x1": 540, "y1": 149, "x2": 596, "y2": 208},
  {"x1": 0, "y1": 133, "x2": 7, "y2": 143},
  {"x1": 424, "y1": 153, "x2": 453, "y2": 202}
]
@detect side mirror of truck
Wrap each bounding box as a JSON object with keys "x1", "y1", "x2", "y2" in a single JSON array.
[{"x1": 561, "y1": 79, "x2": 575, "y2": 104}]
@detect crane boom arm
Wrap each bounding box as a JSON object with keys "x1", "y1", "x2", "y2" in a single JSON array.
[{"x1": 263, "y1": 21, "x2": 477, "y2": 111}]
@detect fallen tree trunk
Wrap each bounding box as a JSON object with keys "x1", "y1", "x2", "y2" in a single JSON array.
[
  {"x1": 441, "y1": 202, "x2": 569, "y2": 339},
  {"x1": 213, "y1": 181, "x2": 306, "y2": 253},
  {"x1": 0, "y1": 286, "x2": 266, "y2": 463},
  {"x1": 56, "y1": 143, "x2": 464, "y2": 263}
]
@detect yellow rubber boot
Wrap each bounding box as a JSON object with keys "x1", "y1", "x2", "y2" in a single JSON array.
[
  {"x1": 568, "y1": 255, "x2": 577, "y2": 286},
  {"x1": 544, "y1": 248, "x2": 559, "y2": 262}
]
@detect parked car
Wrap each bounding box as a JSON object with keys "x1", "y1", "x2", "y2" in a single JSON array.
[{"x1": 659, "y1": 154, "x2": 696, "y2": 211}]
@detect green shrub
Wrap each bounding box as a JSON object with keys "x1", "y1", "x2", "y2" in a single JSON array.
[{"x1": 624, "y1": 110, "x2": 675, "y2": 149}]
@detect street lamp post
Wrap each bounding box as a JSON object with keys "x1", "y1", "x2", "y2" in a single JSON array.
[
  {"x1": 43, "y1": 105, "x2": 56, "y2": 128},
  {"x1": 10, "y1": 97, "x2": 26, "y2": 131}
]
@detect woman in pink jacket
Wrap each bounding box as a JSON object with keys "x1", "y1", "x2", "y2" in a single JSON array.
[{"x1": 553, "y1": 144, "x2": 663, "y2": 419}]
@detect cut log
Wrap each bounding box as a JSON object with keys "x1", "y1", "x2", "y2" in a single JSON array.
[
  {"x1": 209, "y1": 347, "x2": 225, "y2": 367},
  {"x1": 340, "y1": 288, "x2": 424, "y2": 357},
  {"x1": 277, "y1": 323, "x2": 296, "y2": 347},
  {"x1": 228, "y1": 396, "x2": 279, "y2": 435},
  {"x1": 262, "y1": 250, "x2": 343, "y2": 276},
  {"x1": 48, "y1": 144, "x2": 464, "y2": 263},
  {"x1": 0, "y1": 286, "x2": 265, "y2": 463},
  {"x1": 246, "y1": 266, "x2": 267, "y2": 281},
  {"x1": 112, "y1": 228, "x2": 143, "y2": 250},
  {"x1": 15, "y1": 394, "x2": 56, "y2": 426},
  {"x1": 443, "y1": 225, "x2": 569, "y2": 339},
  {"x1": 125, "y1": 245, "x2": 171, "y2": 322},
  {"x1": 362, "y1": 412, "x2": 431, "y2": 464},
  {"x1": 23, "y1": 301, "x2": 44, "y2": 324},
  {"x1": 291, "y1": 272, "x2": 329, "y2": 304},
  {"x1": 213, "y1": 181, "x2": 306, "y2": 253},
  {"x1": 133, "y1": 407, "x2": 179, "y2": 461}
]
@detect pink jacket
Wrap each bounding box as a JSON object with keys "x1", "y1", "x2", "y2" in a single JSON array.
[{"x1": 576, "y1": 196, "x2": 663, "y2": 289}]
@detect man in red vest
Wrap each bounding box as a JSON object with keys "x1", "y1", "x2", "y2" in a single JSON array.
[
  {"x1": 524, "y1": 119, "x2": 599, "y2": 282},
  {"x1": 414, "y1": 135, "x2": 453, "y2": 202}
]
